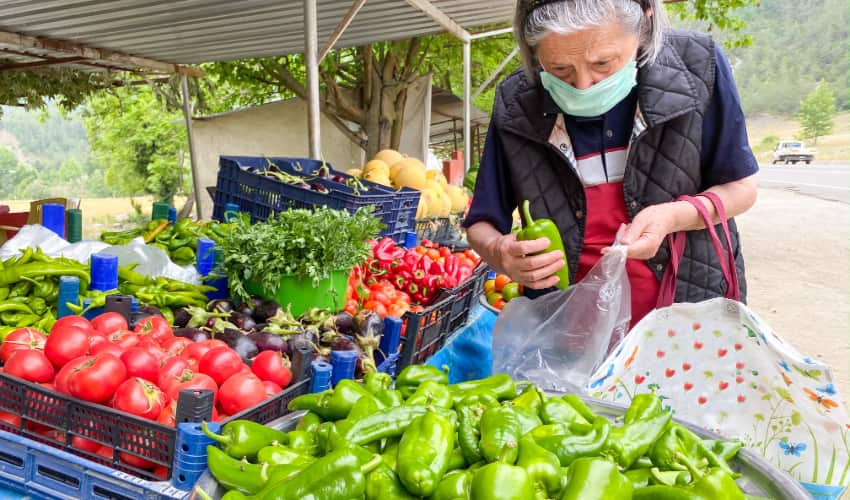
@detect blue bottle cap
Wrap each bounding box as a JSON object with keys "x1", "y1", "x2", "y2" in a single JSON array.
[
  {"x1": 487, "y1": 270, "x2": 497, "y2": 280},
  {"x1": 196, "y1": 238, "x2": 215, "y2": 276},
  {"x1": 57, "y1": 276, "x2": 81, "y2": 319},
  {"x1": 168, "y1": 207, "x2": 177, "y2": 224},
  {"x1": 224, "y1": 203, "x2": 240, "y2": 222},
  {"x1": 330, "y1": 350, "x2": 357, "y2": 386},
  {"x1": 90, "y1": 253, "x2": 119, "y2": 291},
  {"x1": 404, "y1": 231, "x2": 418, "y2": 249},
  {"x1": 41, "y1": 204, "x2": 66, "y2": 239}
]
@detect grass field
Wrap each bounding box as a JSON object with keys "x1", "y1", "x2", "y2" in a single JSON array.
[{"x1": 747, "y1": 111, "x2": 849, "y2": 162}]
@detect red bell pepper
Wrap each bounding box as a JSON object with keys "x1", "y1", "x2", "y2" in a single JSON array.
[{"x1": 424, "y1": 274, "x2": 444, "y2": 292}]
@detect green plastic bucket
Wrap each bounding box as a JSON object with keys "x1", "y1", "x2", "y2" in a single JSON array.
[{"x1": 246, "y1": 270, "x2": 348, "y2": 316}]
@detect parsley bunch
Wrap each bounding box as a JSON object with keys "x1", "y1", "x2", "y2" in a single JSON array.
[{"x1": 220, "y1": 207, "x2": 384, "y2": 301}]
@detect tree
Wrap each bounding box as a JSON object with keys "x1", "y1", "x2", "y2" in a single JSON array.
[
  {"x1": 798, "y1": 81, "x2": 836, "y2": 144},
  {"x1": 82, "y1": 87, "x2": 191, "y2": 204}
]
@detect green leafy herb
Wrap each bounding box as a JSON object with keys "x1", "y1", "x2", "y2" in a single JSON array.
[{"x1": 219, "y1": 206, "x2": 384, "y2": 301}]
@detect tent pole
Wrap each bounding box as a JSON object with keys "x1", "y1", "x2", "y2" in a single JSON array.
[
  {"x1": 463, "y1": 39, "x2": 471, "y2": 174},
  {"x1": 304, "y1": 0, "x2": 321, "y2": 159},
  {"x1": 472, "y1": 46, "x2": 518, "y2": 99},
  {"x1": 180, "y1": 75, "x2": 203, "y2": 219}
]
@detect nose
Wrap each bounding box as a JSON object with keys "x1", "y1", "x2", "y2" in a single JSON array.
[{"x1": 572, "y1": 70, "x2": 596, "y2": 90}]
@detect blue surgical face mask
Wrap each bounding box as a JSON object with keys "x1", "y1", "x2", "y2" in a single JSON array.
[{"x1": 540, "y1": 61, "x2": 638, "y2": 117}]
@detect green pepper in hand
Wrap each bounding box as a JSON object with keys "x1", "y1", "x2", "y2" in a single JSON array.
[{"x1": 517, "y1": 199, "x2": 569, "y2": 289}]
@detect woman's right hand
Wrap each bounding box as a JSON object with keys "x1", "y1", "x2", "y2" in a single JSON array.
[{"x1": 487, "y1": 232, "x2": 566, "y2": 290}]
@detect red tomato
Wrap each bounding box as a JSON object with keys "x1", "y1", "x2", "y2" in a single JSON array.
[
  {"x1": 133, "y1": 316, "x2": 173, "y2": 345},
  {"x1": 158, "y1": 357, "x2": 190, "y2": 390},
  {"x1": 53, "y1": 355, "x2": 87, "y2": 394},
  {"x1": 50, "y1": 316, "x2": 93, "y2": 335},
  {"x1": 161, "y1": 337, "x2": 192, "y2": 357},
  {"x1": 157, "y1": 401, "x2": 176, "y2": 427},
  {"x1": 137, "y1": 340, "x2": 169, "y2": 363},
  {"x1": 493, "y1": 298, "x2": 506, "y2": 310},
  {"x1": 90, "y1": 341, "x2": 125, "y2": 358},
  {"x1": 153, "y1": 466, "x2": 169, "y2": 480},
  {"x1": 164, "y1": 369, "x2": 218, "y2": 404},
  {"x1": 262, "y1": 380, "x2": 283, "y2": 397},
  {"x1": 120, "y1": 348, "x2": 160, "y2": 383},
  {"x1": 0, "y1": 410, "x2": 22, "y2": 428},
  {"x1": 199, "y1": 347, "x2": 245, "y2": 386},
  {"x1": 71, "y1": 435, "x2": 101, "y2": 454},
  {"x1": 91, "y1": 312, "x2": 128, "y2": 335},
  {"x1": 369, "y1": 291, "x2": 389, "y2": 305},
  {"x1": 218, "y1": 372, "x2": 266, "y2": 416},
  {"x1": 5, "y1": 349, "x2": 55, "y2": 383},
  {"x1": 40, "y1": 429, "x2": 67, "y2": 444},
  {"x1": 182, "y1": 340, "x2": 227, "y2": 364},
  {"x1": 108, "y1": 329, "x2": 141, "y2": 350},
  {"x1": 0, "y1": 328, "x2": 46, "y2": 363},
  {"x1": 363, "y1": 300, "x2": 387, "y2": 317},
  {"x1": 44, "y1": 326, "x2": 91, "y2": 369},
  {"x1": 251, "y1": 351, "x2": 293, "y2": 389},
  {"x1": 87, "y1": 333, "x2": 109, "y2": 352},
  {"x1": 96, "y1": 446, "x2": 114, "y2": 461},
  {"x1": 67, "y1": 354, "x2": 127, "y2": 403},
  {"x1": 112, "y1": 378, "x2": 165, "y2": 420}
]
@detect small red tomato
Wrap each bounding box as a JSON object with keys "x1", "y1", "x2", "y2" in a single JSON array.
[
  {"x1": 133, "y1": 316, "x2": 173, "y2": 345},
  {"x1": 0, "y1": 410, "x2": 22, "y2": 428},
  {"x1": 91, "y1": 312, "x2": 128, "y2": 335},
  {"x1": 182, "y1": 340, "x2": 227, "y2": 364},
  {"x1": 164, "y1": 369, "x2": 218, "y2": 405},
  {"x1": 5, "y1": 349, "x2": 55, "y2": 383},
  {"x1": 153, "y1": 465, "x2": 169, "y2": 480},
  {"x1": 157, "y1": 401, "x2": 176, "y2": 427},
  {"x1": 218, "y1": 372, "x2": 266, "y2": 416},
  {"x1": 251, "y1": 351, "x2": 293, "y2": 389},
  {"x1": 120, "y1": 451, "x2": 157, "y2": 470},
  {"x1": 87, "y1": 333, "x2": 109, "y2": 352},
  {"x1": 0, "y1": 328, "x2": 46, "y2": 363},
  {"x1": 96, "y1": 446, "x2": 114, "y2": 461}
]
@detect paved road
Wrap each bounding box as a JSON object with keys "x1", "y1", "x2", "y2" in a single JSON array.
[{"x1": 757, "y1": 162, "x2": 850, "y2": 204}]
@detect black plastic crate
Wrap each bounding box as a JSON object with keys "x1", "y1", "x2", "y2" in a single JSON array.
[
  {"x1": 0, "y1": 372, "x2": 310, "y2": 482},
  {"x1": 433, "y1": 262, "x2": 489, "y2": 332},
  {"x1": 212, "y1": 157, "x2": 395, "y2": 235},
  {"x1": 396, "y1": 295, "x2": 455, "y2": 371}
]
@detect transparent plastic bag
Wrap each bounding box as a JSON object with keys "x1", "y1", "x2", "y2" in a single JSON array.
[{"x1": 491, "y1": 244, "x2": 631, "y2": 394}]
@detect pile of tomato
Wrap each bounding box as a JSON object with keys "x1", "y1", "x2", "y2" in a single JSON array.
[
  {"x1": 484, "y1": 274, "x2": 523, "y2": 310},
  {"x1": 0, "y1": 312, "x2": 292, "y2": 472}
]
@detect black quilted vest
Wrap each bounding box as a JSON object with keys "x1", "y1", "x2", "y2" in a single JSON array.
[{"x1": 492, "y1": 29, "x2": 746, "y2": 303}]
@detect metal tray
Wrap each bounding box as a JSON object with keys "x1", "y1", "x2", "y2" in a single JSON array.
[
  {"x1": 191, "y1": 397, "x2": 812, "y2": 500},
  {"x1": 480, "y1": 294, "x2": 501, "y2": 315}
]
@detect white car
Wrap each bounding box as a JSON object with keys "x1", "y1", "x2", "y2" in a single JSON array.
[{"x1": 771, "y1": 141, "x2": 814, "y2": 164}]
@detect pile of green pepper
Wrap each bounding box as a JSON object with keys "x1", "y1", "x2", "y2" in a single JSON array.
[
  {"x1": 100, "y1": 218, "x2": 232, "y2": 266},
  {"x1": 0, "y1": 247, "x2": 91, "y2": 336},
  {"x1": 197, "y1": 368, "x2": 765, "y2": 500}
]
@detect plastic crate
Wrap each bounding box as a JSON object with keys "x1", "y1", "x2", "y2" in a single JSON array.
[
  {"x1": 0, "y1": 372, "x2": 310, "y2": 482},
  {"x1": 211, "y1": 157, "x2": 395, "y2": 236},
  {"x1": 433, "y1": 262, "x2": 489, "y2": 332},
  {"x1": 415, "y1": 217, "x2": 452, "y2": 242},
  {"x1": 396, "y1": 295, "x2": 455, "y2": 371},
  {"x1": 242, "y1": 156, "x2": 420, "y2": 241}
]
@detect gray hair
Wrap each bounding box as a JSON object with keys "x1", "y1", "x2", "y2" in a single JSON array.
[{"x1": 514, "y1": 0, "x2": 667, "y2": 78}]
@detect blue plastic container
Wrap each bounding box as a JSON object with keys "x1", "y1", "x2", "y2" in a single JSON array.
[
  {"x1": 90, "y1": 253, "x2": 119, "y2": 291},
  {"x1": 56, "y1": 276, "x2": 80, "y2": 319},
  {"x1": 330, "y1": 350, "x2": 357, "y2": 386},
  {"x1": 168, "y1": 207, "x2": 177, "y2": 224},
  {"x1": 196, "y1": 238, "x2": 215, "y2": 276},
  {"x1": 310, "y1": 361, "x2": 333, "y2": 393},
  {"x1": 41, "y1": 204, "x2": 65, "y2": 239},
  {"x1": 175, "y1": 421, "x2": 220, "y2": 457}
]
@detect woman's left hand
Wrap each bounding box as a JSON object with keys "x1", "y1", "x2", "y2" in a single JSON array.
[{"x1": 608, "y1": 203, "x2": 676, "y2": 260}]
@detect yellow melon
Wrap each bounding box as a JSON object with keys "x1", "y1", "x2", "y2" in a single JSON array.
[
  {"x1": 426, "y1": 170, "x2": 449, "y2": 187},
  {"x1": 374, "y1": 149, "x2": 404, "y2": 167},
  {"x1": 446, "y1": 185, "x2": 469, "y2": 213},
  {"x1": 426, "y1": 180, "x2": 445, "y2": 194},
  {"x1": 421, "y1": 188, "x2": 443, "y2": 218},
  {"x1": 389, "y1": 162, "x2": 406, "y2": 182},
  {"x1": 363, "y1": 170, "x2": 391, "y2": 186},
  {"x1": 393, "y1": 164, "x2": 428, "y2": 190},
  {"x1": 362, "y1": 159, "x2": 389, "y2": 178},
  {"x1": 437, "y1": 190, "x2": 452, "y2": 217},
  {"x1": 416, "y1": 197, "x2": 429, "y2": 219},
  {"x1": 347, "y1": 168, "x2": 362, "y2": 177}
]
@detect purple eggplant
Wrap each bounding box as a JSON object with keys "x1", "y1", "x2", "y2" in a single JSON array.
[
  {"x1": 353, "y1": 310, "x2": 383, "y2": 377},
  {"x1": 229, "y1": 312, "x2": 257, "y2": 332},
  {"x1": 207, "y1": 299, "x2": 235, "y2": 313},
  {"x1": 310, "y1": 183, "x2": 329, "y2": 194},
  {"x1": 217, "y1": 328, "x2": 259, "y2": 364},
  {"x1": 236, "y1": 301, "x2": 254, "y2": 318},
  {"x1": 248, "y1": 332, "x2": 290, "y2": 355},
  {"x1": 316, "y1": 165, "x2": 332, "y2": 179},
  {"x1": 172, "y1": 307, "x2": 191, "y2": 328},
  {"x1": 330, "y1": 312, "x2": 355, "y2": 336},
  {"x1": 330, "y1": 335, "x2": 357, "y2": 352},
  {"x1": 174, "y1": 327, "x2": 210, "y2": 343},
  {"x1": 331, "y1": 175, "x2": 347, "y2": 184},
  {"x1": 253, "y1": 300, "x2": 283, "y2": 323}
]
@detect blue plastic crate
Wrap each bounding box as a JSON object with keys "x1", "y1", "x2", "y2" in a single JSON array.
[{"x1": 212, "y1": 156, "x2": 398, "y2": 237}]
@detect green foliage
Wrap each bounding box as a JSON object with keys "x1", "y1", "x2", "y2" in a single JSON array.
[
  {"x1": 666, "y1": 0, "x2": 759, "y2": 48},
  {"x1": 797, "y1": 81, "x2": 837, "y2": 144},
  {"x1": 0, "y1": 67, "x2": 110, "y2": 112},
  {"x1": 82, "y1": 87, "x2": 191, "y2": 203}
]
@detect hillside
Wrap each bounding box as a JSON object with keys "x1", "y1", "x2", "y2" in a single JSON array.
[{"x1": 747, "y1": 111, "x2": 849, "y2": 162}]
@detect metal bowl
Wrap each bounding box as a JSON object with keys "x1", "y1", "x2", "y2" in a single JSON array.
[
  {"x1": 192, "y1": 399, "x2": 811, "y2": 500},
  {"x1": 480, "y1": 294, "x2": 500, "y2": 315}
]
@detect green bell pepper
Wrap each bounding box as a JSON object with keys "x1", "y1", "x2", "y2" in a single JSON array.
[
  {"x1": 202, "y1": 420, "x2": 287, "y2": 460},
  {"x1": 342, "y1": 404, "x2": 456, "y2": 446},
  {"x1": 470, "y1": 462, "x2": 536, "y2": 500},
  {"x1": 517, "y1": 433, "x2": 563, "y2": 498},
  {"x1": 559, "y1": 457, "x2": 632, "y2": 500},
  {"x1": 479, "y1": 405, "x2": 523, "y2": 464},
  {"x1": 376, "y1": 388, "x2": 405, "y2": 408},
  {"x1": 396, "y1": 365, "x2": 448, "y2": 398},
  {"x1": 633, "y1": 459, "x2": 745, "y2": 500},
  {"x1": 295, "y1": 412, "x2": 323, "y2": 433},
  {"x1": 432, "y1": 469, "x2": 473, "y2": 500},
  {"x1": 624, "y1": 391, "x2": 663, "y2": 425},
  {"x1": 535, "y1": 417, "x2": 610, "y2": 467},
  {"x1": 287, "y1": 379, "x2": 371, "y2": 420},
  {"x1": 366, "y1": 462, "x2": 418, "y2": 500},
  {"x1": 255, "y1": 444, "x2": 314, "y2": 466},
  {"x1": 449, "y1": 374, "x2": 518, "y2": 404},
  {"x1": 457, "y1": 392, "x2": 500, "y2": 464},
  {"x1": 605, "y1": 409, "x2": 671, "y2": 469},
  {"x1": 364, "y1": 371, "x2": 393, "y2": 395},
  {"x1": 540, "y1": 397, "x2": 590, "y2": 426},
  {"x1": 404, "y1": 379, "x2": 453, "y2": 408},
  {"x1": 517, "y1": 199, "x2": 569, "y2": 289},
  {"x1": 284, "y1": 430, "x2": 319, "y2": 456},
  {"x1": 397, "y1": 410, "x2": 455, "y2": 497},
  {"x1": 512, "y1": 384, "x2": 544, "y2": 414}
]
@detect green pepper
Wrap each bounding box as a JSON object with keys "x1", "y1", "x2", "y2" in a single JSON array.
[
  {"x1": 171, "y1": 246, "x2": 196, "y2": 265},
  {"x1": 432, "y1": 469, "x2": 473, "y2": 500},
  {"x1": 650, "y1": 423, "x2": 705, "y2": 472},
  {"x1": 624, "y1": 391, "x2": 663, "y2": 425},
  {"x1": 285, "y1": 430, "x2": 319, "y2": 456},
  {"x1": 0, "y1": 287, "x2": 9, "y2": 301},
  {"x1": 295, "y1": 411, "x2": 323, "y2": 433},
  {"x1": 561, "y1": 395, "x2": 598, "y2": 422},
  {"x1": 479, "y1": 405, "x2": 523, "y2": 464},
  {"x1": 470, "y1": 462, "x2": 535, "y2": 500},
  {"x1": 28, "y1": 297, "x2": 47, "y2": 316},
  {"x1": 633, "y1": 457, "x2": 745, "y2": 500},
  {"x1": 366, "y1": 462, "x2": 418, "y2": 500},
  {"x1": 376, "y1": 388, "x2": 405, "y2": 408},
  {"x1": 206, "y1": 445, "x2": 276, "y2": 494},
  {"x1": 381, "y1": 439, "x2": 400, "y2": 472},
  {"x1": 559, "y1": 457, "x2": 632, "y2": 500},
  {"x1": 405, "y1": 380, "x2": 453, "y2": 408},
  {"x1": 0, "y1": 302, "x2": 33, "y2": 315},
  {"x1": 154, "y1": 225, "x2": 174, "y2": 242},
  {"x1": 256, "y1": 444, "x2": 314, "y2": 466},
  {"x1": 202, "y1": 420, "x2": 287, "y2": 460},
  {"x1": 174, "y1": 217, "x2": 195, "y2": 236},
  {"x1": 342, "y1": 404, "x2": 456, "y2": 446},
  {"x1": 605, "y1": 409, "x2": 671, "y2": 469},
  {"x1": 650, "y1": 467, "x2": 692, "y2": 487},
  {"x1": 517, "y1": 199, "x2": 569, "y2": 289},
  {"x1": 10, "y1": 281, "x2": 31, "y2": 297},
  {"x1": 535, "y1": 417, "x2": 611, "y2": 467},
  {"x1": 446, "y1": 446, "x2": 468, "y2": 472},
  {"x1": 625, "y1": 468, "x2": 652, "y2": 489},
  {"x1": 288, "y1": 379, "x2": 371, "y2": 420},
  {"x1": 396, "y1": 365, "x2": 448, "y2": 398},
  {"x1": 31, "y1": 280, "x2": 54, "y2": 299},
  {"x1": 397, "y1": 410, "x2": 455, "y2": 497},
  {"x1": 364, "y1": 371, "x2": 393, "y2": 395},
  {"x1": 514, "y1": 406, "x2": 543, "y2": 435},
  {"x1": 457, "y1": 392, "x2": 500, "y2": 464},
  {"x1": 540, "y1": 397, "x2": 590, "y2": 427},
  {"x1": 449, "y1": 374, "x2": 517, "y2": 403},
  {"x1": 517, "y1": 434, "x2": 563, "y2": 498},
  {"x1": 702, "y1": 438, "x2": 744, "y2": 462},
  {"x1": 512, "y1": 384, "x2": 543, "y2": 414},
  {"x1": 0, "y1": 326, "x2": 16, "y2": 342}
]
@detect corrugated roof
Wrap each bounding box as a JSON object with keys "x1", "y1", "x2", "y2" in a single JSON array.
[{"x1": 0, "y1": 0, "x2": 514, "y2": 66}]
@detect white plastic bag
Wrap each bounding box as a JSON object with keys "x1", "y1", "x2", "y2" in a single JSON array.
[{"x1": 492, "y1": 244, "x2": 631, "y2": 394}]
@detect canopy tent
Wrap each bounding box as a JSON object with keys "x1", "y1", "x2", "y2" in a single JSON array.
[{"x1": 0, "y1": 0, "x2": 515, "y2": 215}]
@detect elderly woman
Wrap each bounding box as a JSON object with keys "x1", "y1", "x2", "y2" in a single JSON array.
[{"x1": 465, "y1": 0, "x2": 758, "y2": 326}]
